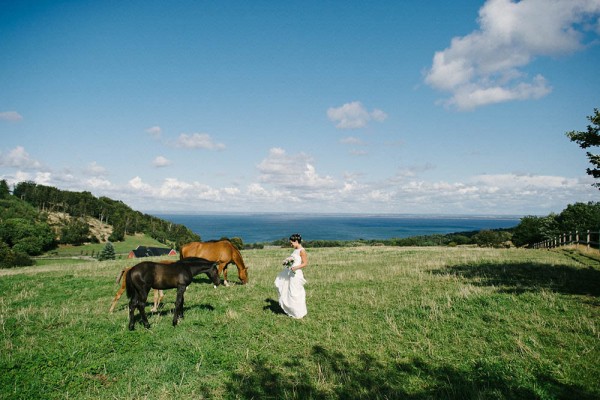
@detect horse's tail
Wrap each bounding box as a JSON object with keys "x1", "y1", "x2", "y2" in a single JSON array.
[
  {"x1": 125, "y1": 268, "x2": 135, "y2": 299},
  {"x1": 115, "y1": 268, "x2": 127, "y2": 285}
]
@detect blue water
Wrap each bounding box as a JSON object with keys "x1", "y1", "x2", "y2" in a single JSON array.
[{"x1": 154, "y1": 213, "x2": 521, "y2": 243}]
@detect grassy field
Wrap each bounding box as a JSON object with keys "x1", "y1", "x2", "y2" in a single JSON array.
[{"x1": 1, "y1": 246, "x2": 599, "y2": 399}]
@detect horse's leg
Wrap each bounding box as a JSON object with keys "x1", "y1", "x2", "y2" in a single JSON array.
[
  {"x1": 128, "y1": 297, "x2": 137, "y2": 331},
  {"x1": 220, "y1": 262, "x2": 230, "y2": 287},
  {"x1": 173, "y1": 286, "x2": 186, "y2": 326},
  {"x1": 151, "y1": 289, "x2": 164, "y2": 312},
  {"x1": 138, "y1": 288, "x2": 151, "y2": 329}
]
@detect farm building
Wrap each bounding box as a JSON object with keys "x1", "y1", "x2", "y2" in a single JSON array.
[{"x1": 128, "y1": 246, "x2": 177, "y2": 258}]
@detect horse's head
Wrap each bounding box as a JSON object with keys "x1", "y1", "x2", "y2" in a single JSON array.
[{"x1": 239, "y1": 267, "x2": 248, "y2": 284}]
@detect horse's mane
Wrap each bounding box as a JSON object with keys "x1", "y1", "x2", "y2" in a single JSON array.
[{"x1": 175, "y1": 257, "x2": 213, "y2": 265}]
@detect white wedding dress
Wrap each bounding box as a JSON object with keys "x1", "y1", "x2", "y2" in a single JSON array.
[{"x1": 274, "y1": 248, "x2": 307, "y2": 319}]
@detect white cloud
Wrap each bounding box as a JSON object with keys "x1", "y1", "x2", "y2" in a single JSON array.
[
  {"x1": 128, "y1": 176, "x2": 153, "y2": 193},
  {"x1": 340, "y1": 136, "x2": 363, "y2": 145},
  {"x1": 175, "y1": 133, "x2": 225, "y2": 150},
  {"x1": 425, "y1": 0, "x2": 600, "y2": 110},
  {"x1": 146, "y1": 126, "x2": 162, "y2": 139},
  {"x1": 85, "y1": 161, "x2": 107, "y2": 176},
  {"x1": 257, "y1": 148, "x2": 336, "y2": 190},
  {"x1": 87, "y1": 177, "x2": 112, "y2": 189},
  {"x1": 0, "y1": 146, "x2": 42, "y2": 169},
  {"x1": 153, "y1": 156, "x2": 171, "y2": 167},
  {"x1": 0, "y1": 111, "x2": 23, "y2": 122},
  {"x1": 327, "y1": 101, "x2": 388, "y2": 129}
]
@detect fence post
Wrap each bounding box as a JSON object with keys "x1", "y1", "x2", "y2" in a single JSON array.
[
  {"x1": 587, "y1": 230, "x2": 591, "y2": 249},
  {"x1": 575, "y1": 230, "x2": 579, "y2": 248}
]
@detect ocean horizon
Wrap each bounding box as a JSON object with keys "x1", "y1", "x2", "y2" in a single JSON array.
[{"x1": 154, "y1": 212, "x2": 522, "y2": 244}]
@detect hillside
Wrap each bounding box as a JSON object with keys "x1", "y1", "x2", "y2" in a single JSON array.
[
  {"x1": 0, "y1": 181, "x2": 201, "y2": 267},
  {"x1": 46, "y1": 211, "x2": 113, "y2": 243}
]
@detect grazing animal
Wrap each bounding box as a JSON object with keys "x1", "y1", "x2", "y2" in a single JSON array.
[
  {"x1": 125, "y1": 257, "x2": 219, "y2": 330},
  {"x1": 180, "y1": 240, "x2": 248, "y2": 286},
  {"x1": 109, "y1": 260, "x2": 175, "y2": 313}
]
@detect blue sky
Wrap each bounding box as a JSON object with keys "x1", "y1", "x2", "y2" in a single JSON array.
[{"x1": 1, "y1": 0, "x2": 599, "y2": 215}]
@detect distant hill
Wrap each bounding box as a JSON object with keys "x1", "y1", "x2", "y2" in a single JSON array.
[{"x1": 1, "y1": 181, "x2": 200, "y2": 256}]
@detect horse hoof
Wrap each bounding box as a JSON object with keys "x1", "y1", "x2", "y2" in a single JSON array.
[
  {"x1": 224, "y1": 280, "x2": 230, "y2": 287},
  {"x1": 128, "y1": 325, "x2": 135, "y2": 331}
]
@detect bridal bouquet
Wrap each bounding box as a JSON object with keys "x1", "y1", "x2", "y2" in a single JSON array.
[{"x1": 282, "y1": 257, "x2": 295, "y2": 274}]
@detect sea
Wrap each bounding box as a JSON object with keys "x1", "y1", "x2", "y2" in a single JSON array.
[{"x1": 154, "y1": 213, "x2": 522, "y2": 243}]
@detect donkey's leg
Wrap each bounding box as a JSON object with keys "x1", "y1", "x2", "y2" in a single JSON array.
[{"x1": 173, "y1": 286, "x2": 186, "y2": 326}]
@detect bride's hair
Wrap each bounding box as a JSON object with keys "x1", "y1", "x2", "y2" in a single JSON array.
[{"x1": 289, "y1": 233, "x2": 302, "y2": 243}]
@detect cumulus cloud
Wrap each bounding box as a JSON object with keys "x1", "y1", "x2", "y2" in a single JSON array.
[
  {"x1": 424, "y1": 0, "x2": 600, "y2": 110},
  {"x1": 257, "y1": 148, "x2": 336, "y2": 190},
  {"x1": 0, "y1": 111, "x2": 23, "y2": 122},
  {"x1": 86, "y1": 177, "x2": 111, "y2": 189},
  {"x1": 125, "y1": 176, "x2": 240, "y2": 204},
  {"x1": 146, "y1": 126, "x2": 162, "y2": 139},
  {"x1": 85, "y1": 161, "x2": 107, "y2": 176},
  {"x1": 153, "y1": 156, "x2": 171, "y2": 167},
  {"x1": 0, "y1": 146, "x2": 42, "y2": 169},
  {"x1": 175, "y1": 133, "x2": 225, "y2": 150},
  {"x1": 327, "y1": 101, "x2": 388, "y2": 129}
]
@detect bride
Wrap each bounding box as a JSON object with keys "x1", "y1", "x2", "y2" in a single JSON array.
[{"x1": 274, "y1": 233, "x2": 308, "y2": 319}]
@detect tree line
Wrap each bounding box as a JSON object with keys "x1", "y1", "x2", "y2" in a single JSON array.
[{"x1": 0, "y1": 181, "x2": 200, "y2": 267}]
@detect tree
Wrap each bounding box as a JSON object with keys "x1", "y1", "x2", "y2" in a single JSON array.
[
  {"x1": 60, "y1": 218, "x2": 90, "y2": 245},
  {"x1": 472, "y1": 230, "x2": 512, "y2": 248},
  {"x1": 566, "y1": 108, "x2": 600, "y2": 188},
  {"x1": 0, "y1": 180, "x2": 9, "y2": 199},
  {"x1": 511, "y1": 215, "x2": 559, "y2": 247},
  {"x1": 556, "y1": 201, "x2": 600, "y2": 233},
  {"x1": 98, "y1": 242, "x2": 116, "y2": 261}
]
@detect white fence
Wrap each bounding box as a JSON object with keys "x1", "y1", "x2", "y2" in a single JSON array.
[{"x1": 533, "y1": 230, "x2": 599, "y2": 250}]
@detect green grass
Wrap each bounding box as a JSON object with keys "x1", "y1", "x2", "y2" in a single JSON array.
[{"x1": 1, "y1": 247, "x2": 599, "y2": 399}]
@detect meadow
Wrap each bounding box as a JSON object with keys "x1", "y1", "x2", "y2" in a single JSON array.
[{"x1": 1, "y1": 246, "x2": 599, "y2": 399}]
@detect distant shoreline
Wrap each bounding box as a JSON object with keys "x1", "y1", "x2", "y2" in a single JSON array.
[{"x1": 154, "y1": 213, "x2": 521, "y2": 243}]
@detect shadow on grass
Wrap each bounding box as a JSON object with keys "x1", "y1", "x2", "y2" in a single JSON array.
[
  {"x1": 220, "y1": 345, "x2": 596, "y2": 399},
  {"x1": 263, "y1": 298, "x2": 286, "y2": 315},
  {"x1": 433, "y1": 262, "x2": 600, "y2": 297}
]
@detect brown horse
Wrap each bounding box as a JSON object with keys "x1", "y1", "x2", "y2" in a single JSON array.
[
  {"x1": 126, "y1": 257, "x2": 220, "y2": 330},
  {"x1": 109, "y1": 260, "x2": 175, "y2": 313},
  {"x1": 180, "y1": 240, "x2": 248, "y2": 286}
]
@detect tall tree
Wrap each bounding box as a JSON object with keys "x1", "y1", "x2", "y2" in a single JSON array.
[
  {"x1": 566, "y1": 108, "x2": 600, "y2": 188},
  {"x1": 0, "y1": 180, "x2": 9, "y2": 199}
]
